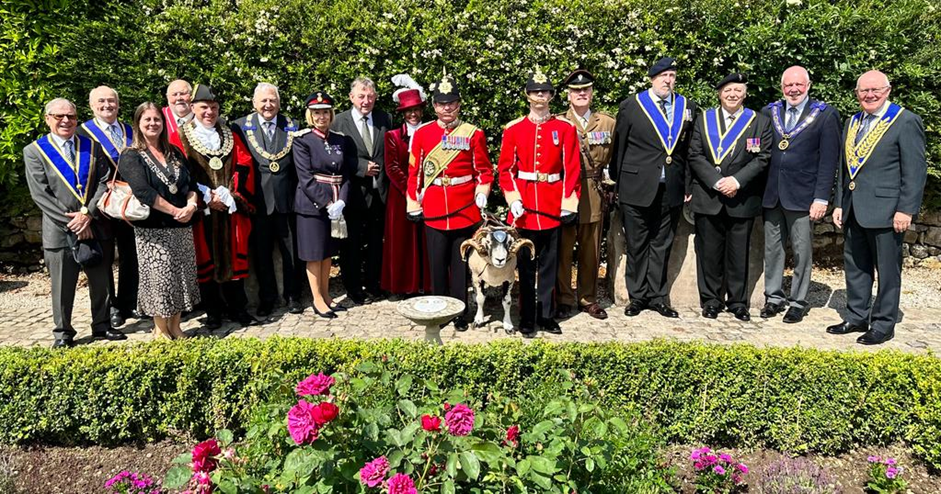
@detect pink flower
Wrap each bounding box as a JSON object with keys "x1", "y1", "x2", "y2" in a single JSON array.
[
  {"x1": 713, "y1": 465, "x2": 726, "y2": 475},
  {"x1": 868, "y1": 455, "x2": 881, "y2": 463},
  {"x1": 386, "y1": 473, "x2": 417, "y2": 494},
  {"x1": 719, "y1": 453, "x2": 733, "y2": 463},
  {"x1": 421, "y1": 414, "x2": 442, "y2": 432},
  {"x1": 359, "y1": 456, "x2": 390, "y2": 488},
  {"x1": 884, "y1": 457, "x2": 897, "y2": 466},
  {"x1": 191, "y1": 438, "x2": 221, "y2": 473},
  {"x1": 287, "y1": 400, "x2": 320, "y2": 445},
  {"x1": 504, "y1": 425, "x2": 520, "y2": 447},
  {"x1": 194, "y1": 470, "x2": 212, "y2": 485},
  {"x1": 444, "y1": 403, "x2": 475, "y2": 436},
  {"x1": 295, "y1": 372, "x2": 336, "y2": 397},
  {"x1": 311, "y1": 401, "x2": 340, "y2": 426},
  {"x1": 736, "y1": 463, "x2": 748, "y2": 474},
  {"x1": 886, "y1": 466, "x2": 899, "y2": 479}
]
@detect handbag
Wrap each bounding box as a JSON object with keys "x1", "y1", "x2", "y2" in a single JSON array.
[
  {"x1": 97, "y1": 168, "x2": 150, "y2": 222},
  {"x1": 65, "y1": 229, "x2": 103, "y2": 268}
]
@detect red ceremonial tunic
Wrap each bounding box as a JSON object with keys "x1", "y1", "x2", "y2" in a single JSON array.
[
  {"x1": 382, "y1": 124, "x2": 432, "y2": 294},
  {"x1": 406, "y1": 121, "x2": 494, "y2": 231},
  {"x1": 498, "y1": 115, "x2": 581, "y2": 230},
  {"x1": 178, "y1": 122, "x2": 255, "y2": 283},
  {"x1": 163, "y1": 106, "x2": 186, "y2": 154}
]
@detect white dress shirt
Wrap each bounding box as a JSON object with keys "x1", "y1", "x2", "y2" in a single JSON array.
[{"x1": 192, "y1": 122, "x2": 221, "y2": 151}]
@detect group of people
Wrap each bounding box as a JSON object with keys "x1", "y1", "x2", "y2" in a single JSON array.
[{"x1": 24, "y1": 56, "x2": 926, "y2": 347}]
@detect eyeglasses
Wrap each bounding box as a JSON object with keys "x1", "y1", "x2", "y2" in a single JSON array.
[
  {"x1": 169, "y1": 91, "x2": 191, "y2": 97},
  {"x1": 47, "y1": 113, "x2": 77, "y2": 121},
  {"x1": 855, "y1": 86, "x2": 890, "y2": 96}
]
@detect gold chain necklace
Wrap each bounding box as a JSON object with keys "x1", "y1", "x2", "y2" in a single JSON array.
[
  {"x1": 182, "y1": 121, "x2": 234, "y2": 170},
  {"x1": 245, "y1": 114, "x2": 294, "y2": 173}
]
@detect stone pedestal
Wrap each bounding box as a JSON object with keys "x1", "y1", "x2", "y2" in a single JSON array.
[{"x1": 606, "y1": 208, "x2": 766, "y2": 308}]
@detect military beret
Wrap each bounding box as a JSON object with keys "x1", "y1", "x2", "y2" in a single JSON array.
[
  {"x1": 716, "y1": 73, "x2": 748, "y2": 89},
  {"x1": 430, "y1": 75, "x2": 460, "y2": 104},
  {"x1": 562, "y1": 69, "x2": 594, "y2": 89},
  {"x1": 191, "y1": 84, "x2": 217, "y2": 103},
  {"x1": 647, "y1": 57, "x2": 677, "y2": 77},
  {"x1": 305, "y1": 91, "x2": 334, "y2": 109},
  {"x1": 525, "y1": 67, "x2": 554, "y2": 93}
]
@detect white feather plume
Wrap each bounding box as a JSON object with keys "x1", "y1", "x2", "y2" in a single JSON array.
[{"x1": 391, "y1": 73, "x2": 426, "y2": 103}]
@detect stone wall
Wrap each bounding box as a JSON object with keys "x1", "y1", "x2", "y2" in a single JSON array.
[{"x1": 0, "y1": 214, "x2": 43, "y2": 273}]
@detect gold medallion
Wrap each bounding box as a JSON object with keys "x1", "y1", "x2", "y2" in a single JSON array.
[
  {"x1": 715, "y1": 166, "x2": 722, "y2": 173},
  {"x1": 778, "y1": 139, "x2": 790, "y2": 151},
  {"x1": 80, "y1": 206, "x2": 89, "y2": 215},
  {"x1": 848, "y1": 181, "x2": 856, "y2": 191},
  {"x1": 269, "y1": 160, "x2": 280, "y2": 173},
  {"x1": 665, "y1": 156, "x2": 673, "y2": 165},
  {"x1": 209, "y1": 157, "x2": 223, "y2": 170},
  {"x1": 169, "y1": 184, "x2": 178, "y2": 194}
]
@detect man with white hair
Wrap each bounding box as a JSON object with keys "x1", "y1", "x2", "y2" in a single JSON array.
[
  {"x1": 759, "y1": 66, "x2": 841, "y2": 324},
  {"x1": 827, "y1": 70, "x2": 926, "y2": 345},
  {"x1": 163, "y1": 79, "x2": 194, "y2": 151},
  {"x1": 233, "y1": 83, "x2": 304, "y2": 318},
  {"x1": 23, "y1": 98, "x2": 127, "y2": 347}
]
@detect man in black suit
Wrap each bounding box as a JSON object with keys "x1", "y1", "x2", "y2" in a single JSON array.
[
  {"x1": 688, "y1": 73, "x2": 772, "y2": 321},
  {"x1": 233, "y1": 83, "x2": 304, "y2": 318},
  {"x1": 23, "y1": 98, "x2": 127, "y2": 347},
  {"x1": 760, "y1": 66, "x2": 841, "y2": 323},
  {"x1": 827, "y1": 70, "x2": 926, "y2": 345},
  {"x1": 611, "y1": 57, "x2": 698, "y2": 319},
  {"x1": 331, "y1": 77, "x2": 392, "y2": 304}
]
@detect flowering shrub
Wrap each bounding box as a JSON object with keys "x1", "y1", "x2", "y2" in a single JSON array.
[
  {"x1": 104, "y1": 471, "x2": 163, "y2": 494},
  {"x1": 865, "y1": 456, "x2": 908, "y2": 493},
  {"x1": 690, "y1": 447, "x2": 748, "y2": 493},
  {"x1": 164, "y1": 361, "x2": 673, "y2": 492},
  {"x1": 755, "y1": 457, "x2": 839, "y2": 494}
]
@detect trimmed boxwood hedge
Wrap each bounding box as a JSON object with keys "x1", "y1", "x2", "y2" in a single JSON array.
[{"x1": 0, "y1": 338, "x2": 939, "y2": 470}]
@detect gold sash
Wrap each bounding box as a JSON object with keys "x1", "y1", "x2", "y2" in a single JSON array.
[{"x1": 422, "y1": 123, "x2": 477, "y2": 188}]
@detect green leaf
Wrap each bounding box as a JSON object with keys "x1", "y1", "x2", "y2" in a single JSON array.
[
  {"x1": 397, "y1": 399, "x2": 418, "y2": 418},
  {"x1": 355, "y1": 361, "x2": 378, "y2": 373},
  {"x1": 171, "y1": 452, "x2": 191, "y2": 465},
  {"x1": 528, "y1": 456, "x2": 558, "y2": 475},
  {"x1": 447, "y1": 452, "x2": 459, "y2": 477},
  {"x1": 531, "y1": 419, "x2": 555, "y2": 435},
  {"x1": 585, "y1": 457, "x2": 595, "y2": 472},
  {"x1": 395, "y1": 374, "x2": 413, "y2": 395},
  {"x1": 216, "y1": 428, "x2": 234, "y2": 445},
  {"x1": 442, "y1": 479, "x2": 456, "y2": 494},
  {"x1": 163, "y1": 466, "x2": 192, "y2": 489},
  {"x1": 530, "y1": 471, "x2": 553, "y2": 490},
  {"x1": 459, "y1": 451, "x2": 481, "y2": 481},
  {"x1": 516, "y1": 458, "x2": 531, "y2": 476}
]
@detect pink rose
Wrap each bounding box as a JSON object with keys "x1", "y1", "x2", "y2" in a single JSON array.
[
  {"x1": 503, "y1": 425, "x2": 520, "y2": 447},
  {"x1": 287, "y1": 399, "x2": 320, "y2": 445},
  {"x1": 296, "y1": 372, "x2": 336, "y2": 397},
  {"x1": 191, "y1": 438, "x2": 221, "y2": 473},
  {"x1": 311, "y1": 401, "x2": 340, "y2": 426},
  {"x1": 444, "y1": 403, "x2": 475, "y2": 436},
  {"x1": 386, "y1": 473, "x2": 417, "y2": 494},
  {"x1": 359, "y1": 456, "x2": 390, "y2": 488},
  {"x1": 421, "y1": 414, "x2": 442, "y2": 432}
]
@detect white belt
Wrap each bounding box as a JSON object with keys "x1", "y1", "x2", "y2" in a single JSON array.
[
  {"x1": 518, "y1": 171, "x2": 561, "y2": 183},
  {"x1": 431, "y1": 175, "x2": 473, "y2": 186}
]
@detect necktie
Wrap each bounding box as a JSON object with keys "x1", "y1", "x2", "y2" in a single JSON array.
[
  {"x1": 856, "y1": 114, "x2": 876, "y2": 144},
  {"x1": 264, "y1": 121, "x2": 275, "y2": 141},
  {"x1": 177, "y1": 118, "x2": 184, "y2": 127},
  {"x1": 361, "y1": 116, "x2": 373, "y2": 151},
  {"x1": 110, "y1": 124, "x2": 123, "y2": 150},
  {"x1": 62, "y1": 139, "x2": 75, "y2": 165},
  {"x1": 659, "y1": 99, "x2": 672, "y2": 125},
  {"x1": 786, "y1": 107, "x2": 798, "y2": 132}
]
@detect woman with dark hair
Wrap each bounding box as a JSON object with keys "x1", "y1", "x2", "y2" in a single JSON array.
[
  {"x1": 118, "y1": 102, "x2": 200, "y2": 339},
  {"x1": 293, "y1": 91, "x2": 357, "y2": 318}
]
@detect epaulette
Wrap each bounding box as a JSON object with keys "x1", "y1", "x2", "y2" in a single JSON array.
[
  {"x1": 554, "y1": 116, "x2": 576, "y2": 127},
  {"x1": 284, "y1": 117, "x2": 298, "y2": 132},
  {"x1": 292, "y1": 128, "x2": 312, "y2": 137},
  {"x1": 332, "y1": 130, "x2": 347, "y2": 137},
  {"x1": 504, "y1": 116, "x2": 525, "y2": 129}
]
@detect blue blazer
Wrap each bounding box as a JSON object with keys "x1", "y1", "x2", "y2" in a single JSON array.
[{"x1": 760, "y1": 99, "x2": 842, "y2": 212}]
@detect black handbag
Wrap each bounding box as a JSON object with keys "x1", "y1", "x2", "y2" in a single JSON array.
[{"x1": 65, "y1": 229, "x2": 103, "y2": 268}]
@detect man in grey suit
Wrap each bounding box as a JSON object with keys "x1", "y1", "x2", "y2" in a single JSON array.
[
  {"x1": 23, "y1": 98, "x2": 127, "y2": 348},
  {"x1": 331, "y1": 76, "x2": 392, "y2": 304},
  {"x1": 827, "y1": 70, "x2": 927, "y2": 345},
  {"x1": 760, "y1": 66, "x2": 842, "y2": 323}
]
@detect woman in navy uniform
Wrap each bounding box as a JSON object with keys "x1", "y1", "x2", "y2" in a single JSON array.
[{"x1": 293, "y1": 91, "x2": 357, "y2": 318}]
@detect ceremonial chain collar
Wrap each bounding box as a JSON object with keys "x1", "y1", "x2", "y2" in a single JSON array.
[
  {"x1": 181, "y1": 121, "x2": 234, "y2": 158},
  {"x1": 245, "y1": 113, "x2": 294, "y2": 161},
  {"x1": 437, "y1": 119, "x2": 462, "y2": 130},
  {"x1": 140, "y1": 147, "x2": 180, "y2": 190},
  {"x1": 528, "y1": 113, "x2": 551, "y2": 125}
]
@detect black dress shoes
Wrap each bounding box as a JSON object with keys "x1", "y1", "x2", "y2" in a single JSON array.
[
  {"x1": 256, "y1": 302, "x2": 274, "y2": 318},
  {"x1": 782, "y1": 307, "x2": 804, "y2": 324},
  {"x1": 453, "y1": 316, "x2": 469, "y2": 332},
  {"x1": 624, "y1": 301, "x2": 647, "y2": 317},
  {"x1": 347, "y1": 291, "x2": 367, "y2": 305},
  {"x1": 826, "y1": 321, "x2": 869, "y2": 335},
  {"x1": 555, "y1": 304, "x2": 574, "y2": 319},
  {"x1": 729, "y1": 307, "x2": 750, "y2": 322},
  {"x1": 857, "y1": 329, "x2": 894, "y2": 345},
  {"x1": 52, "y1": 338, "x2": 75, "y2": 349},
  {"x1": 110, "y1": 310, "x2": 126, "y2": 328},
  {"x1": 92, "y1": 328, "x2": 128, "y2": 341},
  {"x1": 702, "y1": 306, "x2": 720, "y2": 319},
  {"x1": 287, "y1": 298, "x2": 304, "y2": 314},
  {"x1": 759, "y1": 302, "x2": 785, "y2": 319},
  {"x1": 651, "y1": 303, "x2": 679, "y2": 319},
  {"x1": 205, "y1": 313, "x2": 222, "y2": 330},
  {"x1": 519, "y1": 320, "x2": 537, "y2": 338},
  {"x1": 129, "y1": 309, "x2": 149, "y2": 320},
  {"x1": 313, "y1": 306, "x2": 337, "y2": 319},
  {"x1": 231, "y1": 310, "x2": 259, "y2": 326},
  {"x1": 538, "y1": 318, "x2": 562, "y2": 335}
]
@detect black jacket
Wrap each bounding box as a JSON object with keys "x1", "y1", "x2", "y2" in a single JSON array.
[{"x1": 232, "y1": 113, "x2": 299, "y2": 215}]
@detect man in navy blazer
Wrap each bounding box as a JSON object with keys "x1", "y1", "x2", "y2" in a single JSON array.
[
  {"x1": 759, "y1": 66, "x2": 841, "y2": 323},
  {"x1": 827, "y1": 70, "x2": 926, "y2": 345}
]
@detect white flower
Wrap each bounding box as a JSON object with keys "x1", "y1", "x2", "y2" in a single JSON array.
[{"x1": 786, "y1": 0, "x2": 802, "y2": 5}]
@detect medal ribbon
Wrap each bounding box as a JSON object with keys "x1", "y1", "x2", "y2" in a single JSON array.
[
  {"x1": 844, "y1": 103, "x2": 903, "y2": 180},
  {"x1": 422, "y1": 122, "x2": 477, "y2": 186},
  {"x1": 34, "y1": 135, "x2": 94, "y2": 204},
  {"x1": 81, "y1": 120, "x2": 132, "y2": 165},
  {"x1": 769, "y1": 101, "x2": 823, "y2": 142},
  {"x1": 636, "y1": 91, "x2": 687, "y2": 155},
  {"x1": 703, "y1": 108, "x2": 756, "y2": 165}
]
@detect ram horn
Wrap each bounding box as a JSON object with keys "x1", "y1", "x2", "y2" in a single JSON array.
[
  {"x1": 510, "y1": 238, "x2": 536, "y2": 260},
  {"x1": 460, "y1": 238, "x2": 486, "y2": 261}
]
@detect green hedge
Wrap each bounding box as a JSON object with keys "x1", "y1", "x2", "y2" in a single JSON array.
[
  {"x1": 1, "y1": 0, "x2": 940, "y2": 211},
  {"x1": 1, "y1": 338, "x2": 940, "y2": 470}
]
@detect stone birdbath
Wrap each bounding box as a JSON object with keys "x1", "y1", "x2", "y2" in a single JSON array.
[{"x1": 396, "y1": 296, "x2": 466, "y2": 345}]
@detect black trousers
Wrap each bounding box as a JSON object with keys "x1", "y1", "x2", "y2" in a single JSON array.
[
  {"x1": 518, "y1": 227, "x2": 560, "y2": 322},
  {"x1": 425, "y1": 224, "x2": 475, "y2": 310},
  {"x1": 621, "y1": 184, "x2": 681, "y2": 305},
  {"x1": 694, "y1": 210, "x2": 754, "y2": 310},
  {"x1": 199, "y1": 279, "x2": 249, "y2": 318},
  {"x1": 341, "y1": 197, "x2": 385, "y2": 296},
  {"x1": 108, "y1": 219, "x2": 138, "y2": 314},
  {"x1": 251, "y1": 211, "x2": 303, "y2": 304},
  {"x1": 843, "y1": 209, "x2": 903, "y2": 334}
]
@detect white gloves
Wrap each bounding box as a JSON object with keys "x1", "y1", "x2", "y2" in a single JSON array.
[
  {"x1": 561, "y1": 209, "x2": 575, "y2": 217},
  {"x1": 475, "y1": 193, "x2": 487, "y2": 210},
  {"x1": 327, "y1": 200, "x2": 346, "y2": 220},
  {"x1": 214, "y1": 186, "x2": 237, "y2": 214},
  {"x1": 510, "y1": 200, "x2": 524, "y2": 218}
]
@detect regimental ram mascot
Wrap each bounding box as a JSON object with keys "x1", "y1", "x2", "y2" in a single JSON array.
[{"x1": 460, "y1": 223, "x2": 534, "y2": 334}]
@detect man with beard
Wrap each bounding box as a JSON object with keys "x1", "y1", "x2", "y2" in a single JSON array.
[
  {"x1": 163, "y1": 79, "x2": 194, "y2": 152},
  {"x1": 499, "y1": 68, "x2": 580, "y2": 337}
]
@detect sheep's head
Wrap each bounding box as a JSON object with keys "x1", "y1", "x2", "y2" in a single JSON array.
[{"x1": 460, "y1": 227, "x2": 492, "y2": 261}]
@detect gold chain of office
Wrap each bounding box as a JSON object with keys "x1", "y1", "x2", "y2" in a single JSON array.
[
  {"x1": 181, "y1": 123, "x2": 234, "y2": 171},
  {"x1": 244, "y1": 117, "x2": 294, "y2": 165}
]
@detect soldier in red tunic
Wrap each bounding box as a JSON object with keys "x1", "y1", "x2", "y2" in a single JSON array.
[
  {"x1": 406, "y1": 73, "x2": 494, "y2": 330},
  {"x1": 381, "y1": 75, "x2": 432, "y2": 296},
  {"x1": 499, "y1": 68, "x2": 581, "y2": 337}
]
